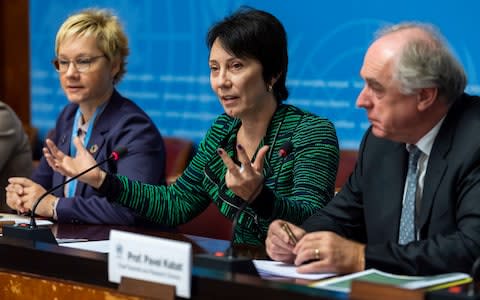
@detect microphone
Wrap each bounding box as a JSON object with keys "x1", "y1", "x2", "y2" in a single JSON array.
[
  {"x1": 224, "y1": 201, "x2": 249, "y2": 258},
  {"x1": 194, "y1": 142, "x2": 293, "y2": 275},
  {"x1": 194, "y1": 199, "x2": 257, "y2": 275},
  {"x1": 2, "y1": 146, "x2": 128, "y2": 244},
  {"x1": 278, "y1": 141, "x2": 293, "y2": 158},
  {"x1": 194, "y1": 141, "x2": 293, "y2": 275},
  {"x1": 270, "y1": 140, "x2": 293, "y2": 206}
]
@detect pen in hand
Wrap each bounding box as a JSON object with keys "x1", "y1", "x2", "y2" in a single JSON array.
[{"x1": 281, "y1": 222, "x2": 298, "y2": 246}]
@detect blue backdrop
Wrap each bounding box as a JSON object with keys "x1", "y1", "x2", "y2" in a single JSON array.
[{"x1": 30, "y1": 0, "x2": 480, "y2": 149}]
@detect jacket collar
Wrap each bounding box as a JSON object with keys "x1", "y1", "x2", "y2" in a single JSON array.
[{"x1": 417, "y1": 97, "x2": 461, "y2": 230}]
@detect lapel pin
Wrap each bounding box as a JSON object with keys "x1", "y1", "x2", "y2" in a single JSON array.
[{"x1": 89, "y1": 144, "x2": 98, "y2": 154}]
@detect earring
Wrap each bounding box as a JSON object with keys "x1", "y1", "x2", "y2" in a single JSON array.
[{"x1": 267, "y1": 84, "x2": 273, "y2": 92}]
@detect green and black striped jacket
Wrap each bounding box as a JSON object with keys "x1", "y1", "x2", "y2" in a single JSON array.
[{"x1": 102, "y1": 104, "x2": 339, "y2": 246}]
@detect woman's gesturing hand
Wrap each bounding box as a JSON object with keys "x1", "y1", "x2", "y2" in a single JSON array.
[
  {"x1": 43, "y1": 137, "x2": 105, "y2": 188},
  {"x1": 217, "y1": 144, "x2": 269, "y2": 202}
]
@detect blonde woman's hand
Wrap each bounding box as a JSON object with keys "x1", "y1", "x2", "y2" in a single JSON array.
[{"x1": 43, "y1": 137, "x2": 105, "y2": 188}]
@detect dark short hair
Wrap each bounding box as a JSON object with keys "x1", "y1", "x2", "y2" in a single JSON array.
[{"x1": 207, "y1": 7, "x2": 289, "y2": 103}]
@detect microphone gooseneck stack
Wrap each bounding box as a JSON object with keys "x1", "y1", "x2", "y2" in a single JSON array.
[
  {"x1": 2, "y1": 147, "x2": 127, "y2": 244},
  {"x1": 194, "y1": 199, "x2": 258, "y2": 275}
]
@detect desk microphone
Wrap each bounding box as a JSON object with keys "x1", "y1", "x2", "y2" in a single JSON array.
[
  {"x1": 194, "y1": 200, "x2": 257, "y2": 275},
  {"x1": 225, "y1": 140, "x2": 293, "y2": 257},
  {"x1": 194, "y1": 141, "x2": 294, "y2": 275},
  {"x1": 3, "y1": 146, "x2": 128, "y2": 244}
]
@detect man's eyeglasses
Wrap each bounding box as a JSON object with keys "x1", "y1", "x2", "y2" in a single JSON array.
[{"x1": 52, "y1": 55, "x2": 106, "y2": 73}]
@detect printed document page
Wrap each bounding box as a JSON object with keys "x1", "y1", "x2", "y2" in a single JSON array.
[{"x1": 253, "y1": 259, "x2": 336, "y2": 280}]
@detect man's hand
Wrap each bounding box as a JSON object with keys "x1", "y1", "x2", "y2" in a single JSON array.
[
  {"x1": 266, "y1": 219, "x2": 306, "y2": 263},
  {"x1": 293, "y1": 231, "x2": 365, "y2": 274}
]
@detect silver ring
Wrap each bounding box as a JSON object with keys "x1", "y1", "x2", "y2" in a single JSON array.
[{"x1": 239, "y1": 164, "x2": 244, "y2": 173}]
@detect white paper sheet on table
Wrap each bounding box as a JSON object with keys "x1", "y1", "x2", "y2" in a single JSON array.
[
  {"x1": 253, "y1": 260, "x2": 336, "y2": 280},
  {"x1": 0, "y1": 213, "x2": 52, "y2": 226},
  {"x1": 60, "y1": 240, "x2": 110, "y2": 253}
]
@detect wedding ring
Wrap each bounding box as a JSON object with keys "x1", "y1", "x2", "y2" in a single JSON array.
[{"x1": 314, "y1": 248, "x2": 320, "y2": 260}]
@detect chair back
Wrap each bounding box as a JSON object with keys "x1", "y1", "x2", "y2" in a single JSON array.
[
  {"x1": 335, "y1": 150, "x2": 358, "y2": 192},
  {"x1": 164, "y1": 137, "x2": 194, "y2": 184},
  {"x1": 178, "y1": 203, "x2": 232, "y2": 241},
  {"x1": 164, "y1": 137, "x2": 233, "y2": 240}
]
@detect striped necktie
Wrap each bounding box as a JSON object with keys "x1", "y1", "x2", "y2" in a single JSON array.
[{"x1": 398, "y1": 145, "x2": 422, "y2": 245}]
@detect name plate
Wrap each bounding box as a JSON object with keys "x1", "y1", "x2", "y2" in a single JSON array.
[{"x1": 108, "y1": 230, "x2": 192, "y2": 298}]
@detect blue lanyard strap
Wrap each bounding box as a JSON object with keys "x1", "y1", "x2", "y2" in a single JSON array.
[{"x1": 66, "y1": 103, "x2": 106, "y2": 197}]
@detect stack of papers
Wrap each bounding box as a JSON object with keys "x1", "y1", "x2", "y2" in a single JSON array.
[
  {"x1": 253, "y1": 260, "x2": 336, "y2": 280},
  {"x1": 252, "y1": 259, "x2": 471, "y2": 294},
  {"x1": 312, "y1": 269, "x2": 471, "y2": 293},
  {"x1": 0, "y1": 213, "x2": 52, "y2": 226}
]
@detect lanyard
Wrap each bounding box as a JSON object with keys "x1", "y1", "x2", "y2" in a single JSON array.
[{"x1": 66, "y1": 103, "x2": 106, "y2": 197}]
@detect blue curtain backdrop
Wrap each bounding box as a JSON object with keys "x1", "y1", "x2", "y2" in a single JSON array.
[{"x1": 30, "y1": 0, "x2": 479, "y2": 149}]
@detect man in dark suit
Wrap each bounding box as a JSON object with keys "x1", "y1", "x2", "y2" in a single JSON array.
[{"x1": 266, "y1": 22, "x2": 480, "y2": 275}]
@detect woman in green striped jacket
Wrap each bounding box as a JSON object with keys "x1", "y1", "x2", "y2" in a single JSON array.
[{"x1": 42, "y1": 7, "x2": 339, "y2": 246}]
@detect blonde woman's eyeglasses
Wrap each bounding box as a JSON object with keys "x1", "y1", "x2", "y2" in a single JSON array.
[{"x1": 52, "y1": 55, "x2": 106, "y2": 73}]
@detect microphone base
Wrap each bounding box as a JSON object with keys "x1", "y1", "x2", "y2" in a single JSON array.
[
  {"x1": 194, "y1": 253, "x2": 258, "y2": 276},
  {"x1": 2, "y1": 224, "x2": 57, "y2": 245}
]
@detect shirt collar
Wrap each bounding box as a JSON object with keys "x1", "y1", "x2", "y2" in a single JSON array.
[{"x1": 407, "y1": 116, "x2": 446, "y2": 156}]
